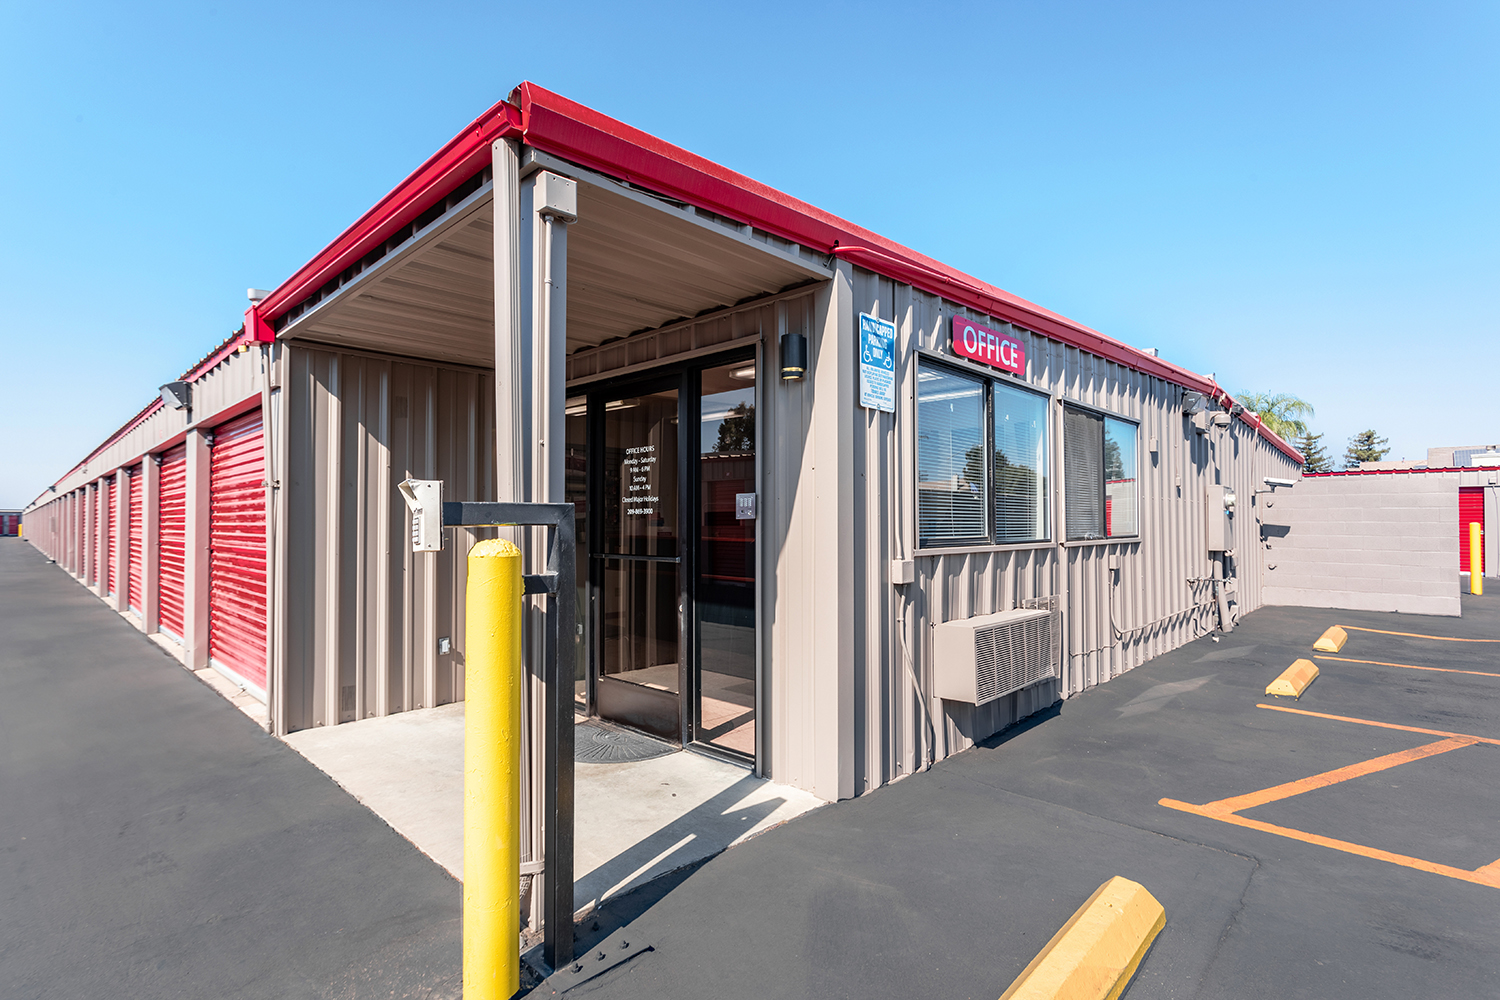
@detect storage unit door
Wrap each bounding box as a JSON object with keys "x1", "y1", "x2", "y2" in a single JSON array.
[
  {"x1": 106, "y1": 476, "x2": 118, "y2": 595},
  {"x1": 1460, "y1": 487, "x2": 1485, "y2": 574},
  {"x1": 128, "y1": 465, "x2": 144, "y2": 612},
  {"x1": 157, "y1": 445, "x2": 189, "y2": 641},
  {"x1": 208, "y1": 410, "x2": 267, "y2": 694}
]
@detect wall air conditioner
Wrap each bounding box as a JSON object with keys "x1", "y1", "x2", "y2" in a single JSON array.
[{"x1": 935, "y1": 607, "x2": 1055, "y2": 704}]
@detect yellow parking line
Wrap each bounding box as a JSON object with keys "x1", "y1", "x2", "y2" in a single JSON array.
[
  {"x1": 1315, "y1": 655, "x2": 1500, "y2": 679},
  {"x1": 1255, "y1": 704, "x2": 1500, "y2": 746},
  {"x1": 1196, "y1": 737, "x2": 1474, "y2": 815},
  {"x1": 1160, "y1": 798, "x2": 1500, "y2": 889},
  {"x1": 1338, "y1": 625, "x2": 1500, "y2": 643}
]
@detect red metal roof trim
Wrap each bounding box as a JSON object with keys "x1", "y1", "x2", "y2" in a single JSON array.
[
  {"x1": 253, "y1": 99, "x2": 523, "y2": 323},
  {"x1": 238, "y1": 81, "x2": 1300, "y2": 465},
  {"x1": 511, "y1": 84, "x2": 1300, "y2": 464}
]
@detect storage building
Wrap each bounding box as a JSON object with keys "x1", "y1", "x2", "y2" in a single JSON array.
[{"x1": 23, "y1": 83, "x2": 1302, "y2": 804}]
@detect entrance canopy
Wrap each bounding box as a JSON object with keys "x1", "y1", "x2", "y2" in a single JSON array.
[{"x1": 271, "y1": 149, "x2": 831, "y2": 370}]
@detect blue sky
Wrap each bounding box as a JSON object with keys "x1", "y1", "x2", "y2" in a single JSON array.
[{"x1": 2, "y1": 0, "x2": 1496, "y2": 506}]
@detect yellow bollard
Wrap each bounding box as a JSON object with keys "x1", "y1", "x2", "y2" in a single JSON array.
[
  {"x1": 464, "y1": 538, "x2": 523, "y2": 1000},
  {"x1": 1470, "y1": 522, "x2": 1484, "y2": 596}
]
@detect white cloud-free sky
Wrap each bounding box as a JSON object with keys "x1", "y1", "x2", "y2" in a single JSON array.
[{"x1": 2, "y1": 0, "x2": 1496, "y2": 506}]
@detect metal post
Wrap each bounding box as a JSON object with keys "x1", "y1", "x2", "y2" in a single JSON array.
[
  {"x1": 436, "y1": 498, "x2": 576, "y2": 972},
  {"x1": 464, "y1": 538, "x2": 523, "y2": 1000}
]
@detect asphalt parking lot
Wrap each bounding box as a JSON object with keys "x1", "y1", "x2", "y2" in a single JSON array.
[
  {"x1": 542, "y1": 593, "x2": 1500, "y2": 999},
  {"x1": 5, "y1": 532, "x2": 1497, "y2": 999}
]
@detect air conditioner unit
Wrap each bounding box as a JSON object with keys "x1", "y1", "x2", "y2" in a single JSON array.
[{"x1": 934, "y1": 607, "x2": 1055, "y2": 704}]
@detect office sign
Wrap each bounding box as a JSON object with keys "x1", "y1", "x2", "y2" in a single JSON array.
[
  {"x1": 859, "y1": 313, "x2": 897, "y2": 412},
  {"x1": 951, "y1": 316, "x2": 1025, "y2": 375}
]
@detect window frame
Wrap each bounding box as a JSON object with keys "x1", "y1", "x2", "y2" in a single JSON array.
[
  {"x1": 915, "y1": 353, "x2": 1054, "y2": 551},
  {"x1": 1062, "y1": 400, "x2": 1142, "y2": 544}
]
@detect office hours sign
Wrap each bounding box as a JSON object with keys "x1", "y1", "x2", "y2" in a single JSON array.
[
  {"x1": 858, "y1": 313, "x2": 896, "y2": 413},
  {"x1": 951, "y1": 316, "x2": 1026, "y2": 375}
]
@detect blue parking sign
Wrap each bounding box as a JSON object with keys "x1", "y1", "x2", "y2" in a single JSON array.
[{"x1": 858, "y1": 313, "x2": 896, "y2": 413}]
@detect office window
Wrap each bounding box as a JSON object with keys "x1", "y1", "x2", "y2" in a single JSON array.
[
  {"x1": 1065, "y1": 407, "x2": 1138, "y2": 540},
  {"x1": 917, "y1": 364, "x2": 987, "y2": 544},
  {"x1": 994, "y1": 381, "x2": 1049, "y2": 543},
  {"x1": 918, "y1": 359, "x2": 1052, "y2": 547}
]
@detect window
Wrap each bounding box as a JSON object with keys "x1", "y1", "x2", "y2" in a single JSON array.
[
  {"x1": 1064, "y1": 407, "x2": 1138, "y2": 541},
  {"x1": 994, "y1": 381, "x2": 1049, "y2": 543},
  {"x1": 917, "y1": 359, "x2": 1050, "y2": 547},
  {"x1": 917, "y1": 365, "x2": 987, "y2": 544}
]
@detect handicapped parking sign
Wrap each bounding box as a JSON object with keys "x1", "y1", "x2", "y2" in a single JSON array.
[{"x1": 858, "y1": 313, "x2": 896, "y2": 413}]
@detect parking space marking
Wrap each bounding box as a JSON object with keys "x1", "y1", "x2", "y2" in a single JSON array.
[
  {"x1": 1160, "y1": 708, "x2": 1500, "y2": 889},
  {"x1": 1182, "y1": 737, "x2": 1475, "y2": 816},
  {"x1": 1338, "y1": 625, "x2": 1500, "y2": 643},
  {"x1": 1315, "y1": 654, "x2": 1500, "y2": 680},
  {"x1": 1255, "y1": 704, "x2": 1500, "y2": 746}
]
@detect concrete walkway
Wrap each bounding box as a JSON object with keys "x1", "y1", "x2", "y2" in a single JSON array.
[
  {"x1": 283, "y1": 705, "x2": 824, "y2": 912},
  {"x1": 0, "y1": 541, "x2": 464, "y2": 998}
]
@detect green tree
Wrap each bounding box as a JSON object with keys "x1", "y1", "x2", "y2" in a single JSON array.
[
  {"x1": 1344, "y1": 429, "x2": 1391, "y2": 469},
  {"x1": 1235, "y1": 391, "x2": 1315, "y2": 439},
  {"x1": 1295, "y1": 431, "x2": 1332, "y2": 473},
  {"x1": 713, "y1": 402, "x2": 755, "y2": 453}
]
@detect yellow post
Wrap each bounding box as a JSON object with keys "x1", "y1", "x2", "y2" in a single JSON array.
[
  {"x1": 1470, "y1": 522, "x2": 1484, "y2": 596},
  {"x1": 464, "y1": 538, "x2": 523, "y2": 1000}
]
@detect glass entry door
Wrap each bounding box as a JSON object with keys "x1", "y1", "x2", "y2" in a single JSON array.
[
  {"x1": 595, "y1": 382, "x2": 682, "y2": 741},
  {"x1": 693, "y1": 360, "x2": 757, "y2": 756},
  {"x1": 573, "y1": 351, "x2": 758, "y2": 760}
]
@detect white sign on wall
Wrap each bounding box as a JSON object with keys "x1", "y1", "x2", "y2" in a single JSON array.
[{"x1": 858, "y1": 312, "x2": 896, "y2": 413}]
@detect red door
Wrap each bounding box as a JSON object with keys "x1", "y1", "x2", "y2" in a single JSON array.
[
  {"x1": 158, "y1": 445, "x2": 188, "y2": 641},
  {"x1": 88, "y1": 483, "x2": 98, "y2": 587},
  {"x1": 106, "y1": 476, "x2": 118, "y2": 596},
  {"x1": 208, "y1": 410, "x2": 267, "y2": 693},
  {"x1": 128, "y1": 465, "x2": 144, "y2": 613},
  {"x1": 1460, "y1": 487, "x2": 1485, "y2": 574}
]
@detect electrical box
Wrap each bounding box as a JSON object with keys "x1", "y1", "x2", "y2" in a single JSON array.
[
  {"x1": 398, "y1": 478, "x2": 444, "y2": 552},
  {"x1": 1206, "y1": 485, "x2": 1236, "y2": 552},
  {"x1": 534, "y1": 171, "x2": 578, "y2": 223}
]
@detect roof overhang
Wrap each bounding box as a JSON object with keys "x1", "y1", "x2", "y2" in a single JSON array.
[{"x1": 242, "y1": 82, "x2": 1302, "y2": 465}]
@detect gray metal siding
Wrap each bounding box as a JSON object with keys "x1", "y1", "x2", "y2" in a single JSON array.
[
  {"x1": 278, "y1": 345, "x2": 495, "y2": 733},
  {"x1": 830, "y1": 267, "x2": 1299, "y2": 792}
]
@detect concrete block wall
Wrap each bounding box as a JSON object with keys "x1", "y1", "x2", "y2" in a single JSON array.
[{"x1": 1261, "y1": 473, "x2": 1461, "y2": 616}]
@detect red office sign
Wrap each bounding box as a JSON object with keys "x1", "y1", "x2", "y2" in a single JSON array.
[{"x1": 951, "y1": 316, "x2": 1025, "y2": 375}]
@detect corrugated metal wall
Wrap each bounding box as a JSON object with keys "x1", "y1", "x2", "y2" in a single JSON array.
[
  {"x1": 276, "y1": 344, "x2": 496, "y2": 733},
  {"x1": 784, "y1": 267, "x2": 1302, "y2": 793}
]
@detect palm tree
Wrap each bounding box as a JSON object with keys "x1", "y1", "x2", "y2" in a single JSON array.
[{"x1": 1234, "y1": 391, "x2": 1314, "y2": 439}]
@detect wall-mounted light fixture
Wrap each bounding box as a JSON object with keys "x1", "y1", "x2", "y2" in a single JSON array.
[
  {"x1": 160, "y1": 381, "x2": 191, "y2": 411},
  {"x1": 1181, "y1": 390, "x2": 1208, "y2": 415},
  {"x1": 780, "y1": 332, "x2": 807, "y2": 381}
]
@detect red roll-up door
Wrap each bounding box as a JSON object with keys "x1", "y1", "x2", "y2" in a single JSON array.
[
  {"x1": 158, "y1": 445, "x2": 188, "y2": 642},
  {"x1": 106, "y1": 476, "x2": 118, "y2": 595},
  {"x1": 88, "y1": 483, "x2": 98, "y2": 586},
  {"x1": 128, "y1": 465, "x2": 144, "y2": 612},
  {"x1": 1460, "y1": 488, "x2": 1485, "y2": 574},
  {"x1": 208, "y1": 410, "x2": 266, "y2": 693}
]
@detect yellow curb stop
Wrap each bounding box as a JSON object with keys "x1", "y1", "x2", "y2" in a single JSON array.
[
  {"x1": 999, "y1": 876, "x2": 1165, "y2": 1000},
  {"x1": 1313, "y1": 626, "x2": 1348, "y2": 652},
  {"x1": 1266, "y1": 659, "x2": 1319, "y2": 699}
]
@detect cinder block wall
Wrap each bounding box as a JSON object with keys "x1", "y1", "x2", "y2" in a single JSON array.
[{"x1": 1261, "y1": 474, "x2": 1460, "y2": 616}]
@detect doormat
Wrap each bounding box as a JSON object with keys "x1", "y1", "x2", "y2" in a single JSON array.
[{"x1": 575, "y1": 720, "x2": 677, "y2": 763}]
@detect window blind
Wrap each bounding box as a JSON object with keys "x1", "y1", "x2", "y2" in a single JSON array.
[
  {"x1": 1065, "y1": 408, "x2": 1104, "y2": 540},
  {"x1": 917, "y1": 364, "x2": 986, "y2": 543}
]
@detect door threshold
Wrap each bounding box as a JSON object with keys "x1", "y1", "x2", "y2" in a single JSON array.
[{"x1": 685, "y1": 741, "x2": 754, "y2": 770}]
